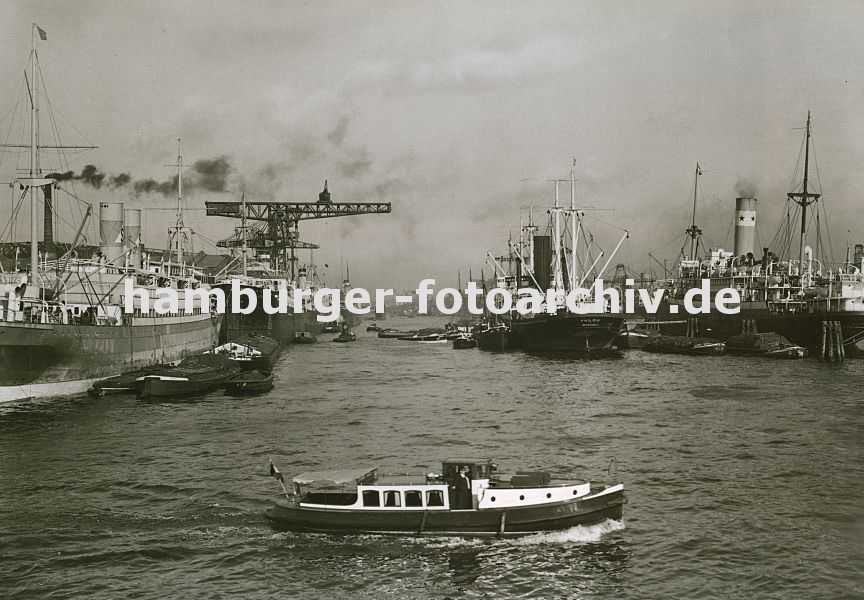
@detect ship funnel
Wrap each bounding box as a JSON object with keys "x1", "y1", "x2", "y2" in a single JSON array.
[
  {"x1": 532, "y1": 235, "x2": 552, "y2": 291},
  {"x1": 43, "y1": 184, "x2": 54, "y2": 246},
  {"x1": 733, "y1": 197, "x2": 757, "y2": 257},
  {"x1": 99, "y1": 202, "x2": 125, "y2": 266},
  {"x1": 124, "y1": 209, "x2": 142, "y2": 269}
]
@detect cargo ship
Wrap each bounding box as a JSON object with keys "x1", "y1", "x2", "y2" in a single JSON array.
[
  {"x1": 489, "y1": 168, "x2": 626, "y2": 353},
  {"x1": 0, "y1": 28, "x2": 220, "y2": 401},
  {"x1": 216, "y1": 261, "x2": 321, "y2": 344},
  {"x1": 661, "y1": 114, "x2": 864, "y2": 355},
  {"x1": 213, "y1": 191, "x2": 320, "y2": 344},
  {"x1": 209, "y1": 183, "x2": 385, "y2": 344}
]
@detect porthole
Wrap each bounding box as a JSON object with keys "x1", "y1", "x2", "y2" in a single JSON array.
[
  {"x1": 546, "y1": 493, "x2": 552, "y2": 499},
  {"x1": 573, "y1": 490, "x2": 578, "y2": 495},
  {"x1": 519, "y1": 495, "x2": 525, "y2": 501},
  {"x1": 490, "y1": 496, "x2": 496, "y2": 502}
]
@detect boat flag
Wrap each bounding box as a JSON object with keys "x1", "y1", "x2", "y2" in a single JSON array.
[
  {"x1": 270, "y1": 460, "x2": 293, "y2": 501},
  {"x1": 269, "y1": 460, "x2": 284, "y2": 482},
  {"x1": 36, "y1": 25, "x2": 47, "y2": 41}
]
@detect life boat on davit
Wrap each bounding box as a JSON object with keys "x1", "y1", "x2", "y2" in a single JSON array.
[{"x1": 265, "y1": 457, "x2": 625, "y2": 536}]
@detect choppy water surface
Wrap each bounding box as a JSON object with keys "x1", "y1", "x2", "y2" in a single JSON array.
[{"x1": 1, "y1": 317, "x2": 862, "y2": 599}]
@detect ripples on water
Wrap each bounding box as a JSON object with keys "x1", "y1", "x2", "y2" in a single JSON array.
[{"x1": 1, "y1": 317, "x2": 862, "y2": 599}]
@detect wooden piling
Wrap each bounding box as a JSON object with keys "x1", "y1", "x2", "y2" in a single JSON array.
[
  {"x1": 828, "y1": 321, "x2": 835, "y2": 361},
  {"x1": 819, "y1": 321, "x2": 828, "y2": 360},
  {"x1": 838, "y1": 321, "x2": 846, "y2": 361}
]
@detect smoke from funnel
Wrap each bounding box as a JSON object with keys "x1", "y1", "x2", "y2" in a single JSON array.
[{"x1": 46, "y1": 157, "x2": 233, "y2": 197}]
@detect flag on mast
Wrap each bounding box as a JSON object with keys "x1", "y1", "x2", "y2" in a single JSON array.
[
  {"x1": 269, "y1": 460, "x2": 284, "y2": 483},
  {"x1": 36, "y1": 25, "x2": 47, "y2": 40}
]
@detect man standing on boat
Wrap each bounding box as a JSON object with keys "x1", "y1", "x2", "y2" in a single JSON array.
[{"x1": 454, "y1": 466, "x2": 473, "y2": 509}]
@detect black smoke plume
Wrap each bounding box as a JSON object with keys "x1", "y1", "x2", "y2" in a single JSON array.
[
  {"x1": 110, "y1": 173, "x2": 131, "y2": 188},
  {"x1": 46, "y1": 157, "x2": 233, "y2": 197},
  {"x1": 78, "y1": 165, "x2": 106, "y2": 188}
]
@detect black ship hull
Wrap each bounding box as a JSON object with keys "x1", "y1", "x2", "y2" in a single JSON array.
[
  {"x1": 510, "y1": 313, "x2": 625, "y2": 353},
  {"x1": 219, "y1": 284, "x2": 321, "y2": 345},
  {"x1": 0, "y1": 316, "x2": 220, "y2": 401},
  {"x1": 475, "y1": 329, "x2": 512, "y2": 351},
  {"x1": 659, "y1": 303, "x2": 864, "y2": 356}
]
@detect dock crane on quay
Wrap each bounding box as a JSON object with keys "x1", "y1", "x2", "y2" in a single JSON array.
[
  {"x1": 205, "y1": 181, "x2": 391, "y2": 278},
  {"x1": 204, "y1": 182, "x2": 392, "y2": 344}
]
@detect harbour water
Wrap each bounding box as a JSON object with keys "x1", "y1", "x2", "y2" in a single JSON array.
[{"x1": 1, "y1": 316, "x2": 862, "y2": 599}]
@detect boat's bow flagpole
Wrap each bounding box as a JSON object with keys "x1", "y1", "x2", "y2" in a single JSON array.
[{"x1": 269, "y1": 460, "x2": 293, "y2": 501}]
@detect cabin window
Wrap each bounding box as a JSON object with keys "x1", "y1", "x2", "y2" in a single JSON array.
[
  {"x1": 383, "y1": 490, "x2": 401, "y2": 507},
  {"x1": 426, "y1": 490, "x2": 444, "y2": 507},
  {"x1": 362, "y1": 490, "x2": 380, "y2": 507},
  {"x1": 404, "y1": 490, "x2": 423, "y2": 507}
]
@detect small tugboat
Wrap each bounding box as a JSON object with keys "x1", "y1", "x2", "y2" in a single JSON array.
[
  {"x1": 452, "y1": 334, "x2": 476, "y2": 349},
  {"x1": 366, "y1": 322, "x2": 382, "y2": 332},
  {"x1": 266, "y1": 457, "x2": 625, "y2": 536},
  {"x1": 212, "y1": 333, "x2": 282, "y2": 371},
  {"x1": 225, "y1": 370, "x2": 274, "y2": 394},
  {"x1": 135, "y1": 353, "x2": 240, "y2": 399},
  {"x1": 725, "y1": 332, "x2": 807, "y2": 359},
  {"x1": 333, "y1": 328, "x2": 357, "y2": 343},
  {"x1": 642, "y1": 334, "x2": 725, "y2": 356}
]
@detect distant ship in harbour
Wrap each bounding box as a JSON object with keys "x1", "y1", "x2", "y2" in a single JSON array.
[
  {"x1": 0, "y1": 27, "x2": 220, "y2": 401},
  {"x1": 206, "y1": 181, "x2": 391, "y2": 344},
  {"x1": 488, "y1": 167, "x2": 626, "y2": 353},
  {"x1": 213, "y1": 196, "x2": 322, "y2": 344},
  {"x1": 661, "y1": 113, "x2": 864, "y2": 355}
]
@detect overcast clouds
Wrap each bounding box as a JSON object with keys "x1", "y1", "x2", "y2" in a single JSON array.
[{"x1": 2, "y1": 1, "x2": 864, "y2": 287}]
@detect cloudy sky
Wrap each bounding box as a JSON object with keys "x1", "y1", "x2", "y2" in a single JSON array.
[{"x1": 2, "y1": 1, "x2": 864, "y2": 288}]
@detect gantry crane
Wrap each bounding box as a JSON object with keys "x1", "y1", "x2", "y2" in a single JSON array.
[{"x1": 205, "y1": 181, "x2": 391, "y2": 277}]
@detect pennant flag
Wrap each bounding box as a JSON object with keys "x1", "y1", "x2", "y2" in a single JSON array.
[
  {"x1": 269, "y1": 460, "x2": 284, "y2": 483},
  {"x1": 36, "y1": 25, "x2": 47, "y2": 41}
]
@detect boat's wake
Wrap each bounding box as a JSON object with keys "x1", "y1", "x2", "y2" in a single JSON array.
[{"x1": 510, "y1": 519, "x2": 625, "y2": 545}]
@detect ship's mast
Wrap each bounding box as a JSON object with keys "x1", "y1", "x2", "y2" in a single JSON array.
[
  {"x1": 526, "y1": 206, "x2": 536, "y2": 273},
  {"x1": 686, "y1": 162, "x2": 702, "y2": 261},
  {"x1": 570, "y1": 167, "x2": 579, "y2": 291},
  {"x1": 166, "y1": 139, "x2": 192, "y2": 270},
  {"x1": 7, "y1": 25, "x2": 98, "y2": 285},
  {"x1": 240, "y1": 188, "x2": 248, "y2": 277},
  {"x1": 29, "y1": 24, "x2": 39, "y2": 282},
  {"x1": 787, "y1": 112, "x2": 820, "y2": 279},
  {"x1": 175, "y1": 139, "x2": 184, "y2": 266},
  {"x1": 552, "y1": 182, "x2": 563, "y2": 290}
]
